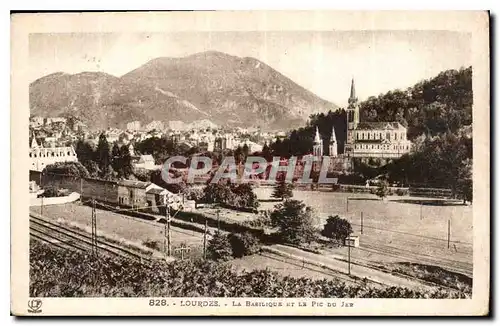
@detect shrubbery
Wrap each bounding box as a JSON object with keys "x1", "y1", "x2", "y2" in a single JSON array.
[
  {"x1": 207, "y1": 231, "x2": 233, "y2": 262},
  {"x1": 29, "y1": 240, "x2": 468, "y2": 298},
  {"x1": 228, "y1": 232, "x2": 261, "y2": 258}
]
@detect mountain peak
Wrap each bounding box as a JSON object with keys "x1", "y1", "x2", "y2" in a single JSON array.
[{"x1": 30, "y1": 52, "x2": 338, "y2": 131}]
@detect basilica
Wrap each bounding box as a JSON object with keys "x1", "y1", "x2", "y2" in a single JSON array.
[{"x1": 343, "y1": 79, "x2": 412, "y2": 160}]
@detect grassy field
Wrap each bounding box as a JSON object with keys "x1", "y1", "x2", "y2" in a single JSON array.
[
  {"x1": 254, "y1": 187, "x2": 473, "y2": 244},
  {"x1": 31, "y1": 203, "x2": 206, "y2": 257},
  {"x1": 33, "y1": 186, "x2": 473, "y2": 277}
]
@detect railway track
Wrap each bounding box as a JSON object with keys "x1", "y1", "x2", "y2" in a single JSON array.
[
  {"x1": 358, "y1": 242, "x2": 473, "y2": 277},
  {"x1": 258, "y1": 252, "x2": 377, "y2": 287},
  {"x1": 29, "y1": 214, "x2": 152, "y2": 264}
]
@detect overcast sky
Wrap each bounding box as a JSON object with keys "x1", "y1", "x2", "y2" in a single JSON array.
[{"x1": 29, "y1": 31, "x2": 471, "y2": 106}]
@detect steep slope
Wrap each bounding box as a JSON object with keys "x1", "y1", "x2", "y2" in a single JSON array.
[{"x1": 30, "y1": 51, "x2": 338, "y2": 131}]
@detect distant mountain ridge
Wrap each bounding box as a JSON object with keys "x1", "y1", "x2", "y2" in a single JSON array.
[{"x1": 30, "y1": 51, "x2": 338, "y2": 131}]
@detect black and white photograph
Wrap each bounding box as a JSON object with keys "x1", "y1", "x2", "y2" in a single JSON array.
[{"x1": 10, "y1": 11, "x2": 490, "y2": 316}]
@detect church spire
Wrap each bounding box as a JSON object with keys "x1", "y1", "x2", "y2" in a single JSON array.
[
  {"x1": 314, "y1": 126, "x2": 321, "y2": 144},
  {"x1": 349, "y1": 78, "x2": 357, "y2": 102},
  {"x1": 330, "y1": 126, "x2": 337, "y2": 143}
]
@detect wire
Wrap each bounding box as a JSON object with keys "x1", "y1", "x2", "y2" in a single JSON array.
[{"x1": 349, "y1": 222, "x2": 472, "y2": 245}]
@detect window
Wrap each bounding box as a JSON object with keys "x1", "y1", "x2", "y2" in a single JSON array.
[
  {"x1": 29, "y1": 153, "x2": 32, "y2": 158},
  {"x1": 386, "y1": 132, "x2": 390, "y2": 140}
]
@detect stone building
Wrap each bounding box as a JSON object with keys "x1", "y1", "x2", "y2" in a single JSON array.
[
  {"x1": 29, "y1": 133, "x2": 78, "y2": 172},
  {"x1": 344, "y1": 78, "x2": 412, "y2": 160}
]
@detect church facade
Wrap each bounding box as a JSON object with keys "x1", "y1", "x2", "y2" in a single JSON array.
[{"x1": 344, "y1": 79, "x2": 412, "y2": 160}]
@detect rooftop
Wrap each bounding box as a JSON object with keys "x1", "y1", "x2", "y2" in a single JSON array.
[{"x1": 356, "y1": 122, "x2": 406, "y2": 131}]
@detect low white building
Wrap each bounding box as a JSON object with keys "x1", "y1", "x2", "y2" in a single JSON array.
[{"x1": 29, "y1": 134, "x2": 78, "y2": 172}]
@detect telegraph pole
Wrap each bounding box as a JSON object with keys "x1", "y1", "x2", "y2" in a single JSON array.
[
  {"x1": 216, "y1": 208, "x2": 220, "y2": 231},
  {"x1": 347, "y1": 238, "x2": 351, "y2": 275},
  {"x1": 80, "y1": 177, "x2": 83, "y2": 204},
  {"x1": 361, "y1": 212, "x2": 363, "y2": 234},
  {"x1": 447, "y1": 219, "x2": 451, "y2": 249},
  {"x1": 91, "y1": 198, "x2": 97, "y2": 256},
  {"x1": 203, "y1": 217, "x2": 208, "y2": 259},
  {"x1": 167, "y1": 205, "x2": 171, "y2": 257}
]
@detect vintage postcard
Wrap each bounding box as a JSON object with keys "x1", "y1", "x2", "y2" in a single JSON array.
[{"x1": 11, "y1": 11, "x2": 490, "y2": 316}]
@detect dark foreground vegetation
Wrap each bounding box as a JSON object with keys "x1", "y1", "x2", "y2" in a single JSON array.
[{"x1": 30, "y1": 240, "x2": 467, "y2": 298}]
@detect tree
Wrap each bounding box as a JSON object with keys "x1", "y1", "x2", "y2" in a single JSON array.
[
  {"x1": 111, "y1": 143, "x2": 122, "y2": 175},
  {"x1": 228, "y1": 232, "x2": 260, "y2": 258},
  {"x1": 270, "y1": 200, "x2": 317, "y2": 245},
  {"x1": 96, "y1": 133, "x2": 111, "y2": 179},
  {"x1": 75, "y1": 140, "x2": 95, "y2": 165},
  {"x1": 321, "y1": 215, "x2": 353, "y2": 245},
  {"x1": 271, "y1": 179, "x2": 294, "y2": 201},
  {"x1": 119, "y1": 145, "x2": 133, "y2": 178},
  {"x1": 207, "y1": 231, "x2": 233, "y2": 262},
  {"x1": 375, "y1": 180, "x2": 390, "y2": 199},
  {"x1": 457, "y1": 158, "x2": 472, "y2": 204}
]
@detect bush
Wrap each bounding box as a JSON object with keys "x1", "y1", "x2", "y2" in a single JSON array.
[
  {"x1": 228, "y1": 232, "x2": 261, "y2": 258},
  {"x1": 321, "y1": 215, "x2": 353, "y2": 244},
  {"x1": 41, "y1": 186, "x2": 65, "y2": 197},
  {"x1": 207, "y1": 231, "x2": 233, "y2": 262},
  {"x1": 395, "y1": 188, "x2": 409, "y2": 196},
  {"x1": 375, "y1": 180, "x2": 390, "y2": 199},
  {"x1": 143, "y1": 239, "x2": 161, "y2": 251}
]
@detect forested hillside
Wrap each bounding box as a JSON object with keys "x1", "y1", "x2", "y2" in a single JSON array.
[
  {"x1": 269, "y1": 67, "x2": 472, "y2": 158},
  {"x1": 360, "y1": 67, "x2": 472, "y2": 140}
]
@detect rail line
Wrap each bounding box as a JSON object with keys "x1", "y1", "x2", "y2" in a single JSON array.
[
  {"x1": 257, "y1": 252, "x2": 376, "y2": 287},
  {"x1": 29, "y1": 214, "x2": 152, "y2": 264},
  {"x1": 357, "y1": 243, "x2": 472, "y2": 277}
]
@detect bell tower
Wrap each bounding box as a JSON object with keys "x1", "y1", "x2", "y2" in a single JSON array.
[
  {"x1": 347, "y1": 78, "x2": 360, "y2": 130},
  {"x1": 345, "y1": 78, "x2": 359, "y2": 156}
]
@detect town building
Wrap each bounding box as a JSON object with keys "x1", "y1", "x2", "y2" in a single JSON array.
[
  {"x1": 29, "y1": 132, "x2": 78, "y2": 172},
  {"x1": 133, "y1": 154, "x2": 159, "y2": 170},
  {"x1": 145, "y1": 120, "x2": 165, "y2": 132},
  {"x1": 214, "y1": 134, "x2": 236, "y2": 151},
  {"x1": 344, "y1": 78, "x2": 412, "y2": 160},
  {"x1": 126, "y1": 121, "x2": 141, "y2": 132}
]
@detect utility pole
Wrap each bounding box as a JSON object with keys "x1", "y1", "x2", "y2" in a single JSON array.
[
  {"x1": 420, "y1": 204, "x2": 423, "y2": 220},
  {"x1": 216, "y1": 208, "x2": 220, "y2": 231},
  {"x1": 347, "y1": 237, "x2": 351, "y2": 275},
  {"x1": 346, "y1": 197, "x2": 349, "y2": 213},
  {"x1": 447, "y1": 219, "x2": 451, "y2": 249},
  {"x1": 167, "y1": 205, "x2": 171, "y2": 257},
  {"x1": 91, "y1": 198, "x2": 97, "y2": 256},
  {"x1": 361, "y1": 212, "x2": 363, "y2": 234},
  {"x1": 80, "y1": 177, "x2": 83, "y2": 204},
  {"x1": 203, "y1": 217, "x2": 208, "y2": 259}
]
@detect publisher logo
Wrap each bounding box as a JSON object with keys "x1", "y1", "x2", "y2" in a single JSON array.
[{"x1": 27, "y1": 299, "x2": 42, "y2": 313}]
